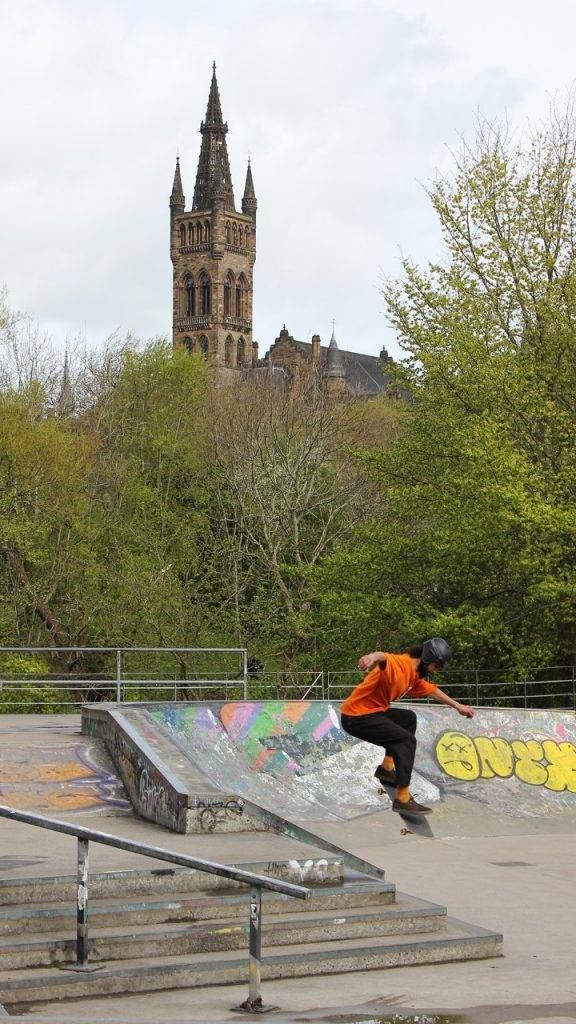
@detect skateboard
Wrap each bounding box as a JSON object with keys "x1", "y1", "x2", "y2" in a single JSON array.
[{"x1": 378, "y1": 780, "x2": 434, "y2": 838}]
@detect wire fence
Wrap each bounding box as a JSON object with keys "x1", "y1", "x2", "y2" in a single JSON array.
[{"x1": 0, "y1": 648, "x2": 575, "y2": 712}]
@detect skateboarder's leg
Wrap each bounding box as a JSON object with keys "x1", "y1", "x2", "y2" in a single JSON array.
[
  {"x1": 386, "y1": 706, "x2": 417, "y2": 735},
  {"x1": 340, "y1": 711, "x2": 416, "y2": 787},
  {"x1": 378, "y1": 707, "x2": 416, "y2": 776}
]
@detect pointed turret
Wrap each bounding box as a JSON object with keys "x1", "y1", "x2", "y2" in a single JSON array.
[
  {"x1": 192, "y1": 64, "x2": 235, "y2": 212},
  {"x1": 326, "y1": 329, "x2": 346, "y2": 379},
  {"x1": 57, "y1": 351, "x2": 75, "y2": 417},
  {"x1": 242, "y1": 159, "x2": 257, "y2": 219},
  {"x1": 325, "y1": 328, "x2": 347, "y2": 397},
  {"x1": 170, "y1": 156, "x2": 185, "y2": 216}
]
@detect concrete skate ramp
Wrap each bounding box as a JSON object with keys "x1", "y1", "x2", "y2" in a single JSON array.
[{"x1": 140, "y1": 701, "x2": 576, "y2": 836}]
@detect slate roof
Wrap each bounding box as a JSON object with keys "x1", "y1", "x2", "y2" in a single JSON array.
[{"x1": 290, "y1": 339, "x2": 393, "y2": 396}]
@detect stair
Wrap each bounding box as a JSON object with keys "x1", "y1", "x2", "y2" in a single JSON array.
[{"x1": 0, "y1": 862, "x2": 502, "y2": 1006}]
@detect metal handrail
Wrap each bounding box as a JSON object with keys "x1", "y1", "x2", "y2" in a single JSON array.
[{"x1": 0, "y1": 804, "x2": 309, "y2": 1011}]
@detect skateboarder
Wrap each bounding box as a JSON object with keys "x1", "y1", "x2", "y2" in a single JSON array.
[{"x1": 340, "y1": 639, "x2": 474, "y2": 815}]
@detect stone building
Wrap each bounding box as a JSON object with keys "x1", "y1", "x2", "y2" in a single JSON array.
[
  {"x1": 171, "y1": 67, "x2": 395, "y2": 397},
  {"x1": 170, "y1": 64, "x2": 257, "y2": 378},
  {"x1": 264, "y1": 326, "x2": 395, "y2": 398}
]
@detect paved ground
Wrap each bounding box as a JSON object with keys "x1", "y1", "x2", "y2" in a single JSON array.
[{"x1": 0, "y1": 715, "x2": 575, "y2": 1022}]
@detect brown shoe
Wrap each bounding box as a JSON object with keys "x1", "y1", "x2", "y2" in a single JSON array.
[{"x1": 392, "y1": 797, "x2": 432, "y2": 815}]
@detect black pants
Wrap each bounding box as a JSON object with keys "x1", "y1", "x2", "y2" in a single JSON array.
[{"x1": 340, "y1": 707, "x2": 418, "y2": 787}]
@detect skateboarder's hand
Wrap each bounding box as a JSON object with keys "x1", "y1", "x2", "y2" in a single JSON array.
[
  {"x1": 457, "y1": 703, "x2": 475, "y2": 718},
  {"x1": 358, "y1": 651, "x2": 386, "y2": 672}
]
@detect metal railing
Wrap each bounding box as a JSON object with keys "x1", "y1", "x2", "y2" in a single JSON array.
[
  {"x1": 0, "y1": 803, "x2": 309, "y2": 1012},
  {"x1": 0, "y1": 648, "x2": 575, "y2": 710},
  {"x1": 0, "y1": 646, "x2": 249, "y2": 710},
  {"x1": 324, "y1": 668, "x2": 576, "y2": 710}
]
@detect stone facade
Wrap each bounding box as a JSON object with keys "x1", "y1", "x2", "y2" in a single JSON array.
[
  {"x1": 170, "y1": 67, "x2": 395, "y2": 397},
  {"x1": 265, "y1": 326, "x2": 395, "y2": 398},
  {"x1": 170, "y1": 65, "x2": 257, "y2": 372}
]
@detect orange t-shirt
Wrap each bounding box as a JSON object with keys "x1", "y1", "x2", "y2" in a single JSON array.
[{"x1": 340, "y1": 652, "x2": 437, "y2": 716}]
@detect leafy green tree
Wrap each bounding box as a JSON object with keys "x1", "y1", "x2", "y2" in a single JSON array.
[{"x1": 314, "y1": 103, "x2": 576, "y2": 683}]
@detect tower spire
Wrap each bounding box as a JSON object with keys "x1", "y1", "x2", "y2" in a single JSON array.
[
  {"x1": 170, "y1": 155, "x2": 185, "y2": 213},
  {"x1": 242, "y1": 158, "x2": 257, "y2": 219},
  {"x1": 192, "y1": 64, "x2": 235, "y2": 211},
  {"x1": 57, "y1": 350, "x2": 75, "y2": 417}
]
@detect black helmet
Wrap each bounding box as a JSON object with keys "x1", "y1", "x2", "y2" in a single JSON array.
[{"x1": 421, "y1": 637, "x2": 451, "y2": 667}]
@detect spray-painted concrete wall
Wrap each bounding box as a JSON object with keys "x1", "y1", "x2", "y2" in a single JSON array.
[
  {"x1": 149, "y1": 702, "x2": 576, "y2": 822},
  {"x1": 82, "y1": 701, "x2": 576, "y2": 833},
  {"x1": 83, "y1": 706, "x2": 189, "y2": 832}
]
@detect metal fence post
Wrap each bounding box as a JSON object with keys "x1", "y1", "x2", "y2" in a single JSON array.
[
  {"x1": 116, "y1": 649, "x2": 122, "y2": 704},
  {"x1": 243, "y1": 650, "x2": 248, "y2": 700},
  {"x1": 475, "y1": 669, "x2": 479, "y2": 706}
]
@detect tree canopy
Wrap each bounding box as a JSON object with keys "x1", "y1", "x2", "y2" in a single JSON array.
[{"x1": 2, "y1": 101, "x2": 576, "y2": 693}]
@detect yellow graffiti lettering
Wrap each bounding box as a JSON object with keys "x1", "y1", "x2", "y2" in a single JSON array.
[
  {"x1": 474, "y1": 737, "x2": 514, "y2": 779},
  {"x1": 542, "y1": 740, "x2": 576, "y2": 793},
  {"x1": 435, "y1": 731, "x2": 480, "y2": 781},
  {"x1": 510, "y1": 740, "x2": 548, "y2": 786},
  {"x1": 436, "y1": 729, "x2": 576, "y2": 792}
]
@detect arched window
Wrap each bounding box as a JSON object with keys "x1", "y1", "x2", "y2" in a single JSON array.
[
  {"x1": 232, "y1": 223, "x2": 238, "y2": 245},
  {"x1": 225, "y1": 335, "x2": 234, "y2": 367},
  {"x1": 204, "y1": 220, "x2": 211, "y2": 242},
  {"x1": 236, "y1": 275, "x2": 246, "y2": 318},
  {"x1": 196, "y1": 223, "x2": 203, "y2": 244},
  {"x1": 224, "y1": 271, "x2": 234, "y2": 317},
  {"x1": 179, "y1": 224, "x2": 186, "y2": 246},
  {"x1": 184, "y1": 336, "x2": 193, "y2": 353},
  {"x1": 200, "y1": 273, "x2": 211, "y2": 315},
  {"x1": 199, "y1": 335, "x2": 209, "y2": 358},
  {"x1": 225, "y1": 222, "x2": 231, "y2": 244},
  {"x1": 185, "y1": 277, "x2": 196, "y2": 317},
  {"x1": 244, "y1": 227, "x2": 250, "y2": 250},
  {"x1": 188, "y1": 223, "x2": 194, "y2": 245},
  {"x1": 236, "y1": 337, "x2": 245, "y2": 367},
  {"x1": 238, "y1": 225, "x2": 244, "y2": 247}
]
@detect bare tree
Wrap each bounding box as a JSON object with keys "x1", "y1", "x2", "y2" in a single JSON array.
[{"x1": 207, "y1": 376, "x2": 384, "y2": 664}]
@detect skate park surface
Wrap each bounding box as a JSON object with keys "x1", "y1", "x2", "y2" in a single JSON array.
[{"x1": 0, "y1": 707, "x2": 575, "y2": 1022}]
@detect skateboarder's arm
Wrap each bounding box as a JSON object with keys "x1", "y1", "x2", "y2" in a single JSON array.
[
  {"x1": 431, "y1": 687, "x2": 475, "y2": 718},
  {"x1": 357, "y1": 651, "x2": 387, "y2": 672}
]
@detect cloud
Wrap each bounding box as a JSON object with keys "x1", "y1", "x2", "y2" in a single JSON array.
[{"x1": 0, "y1": 0, "x2": 569, "y2": 358}]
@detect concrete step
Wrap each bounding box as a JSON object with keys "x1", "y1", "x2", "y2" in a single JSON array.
[
  {"x1": 0, "y1": 858, "x2": 344, "y2": 905},
  {"x1": 0, "y1": 892, "x2": 444, "y2": 968},
  {"x1": 0, "y1": 879, "x2": 396, "y2": 936},
  {"x1": 0, "y1": 918, "x2": 503, "y2": 1004}
]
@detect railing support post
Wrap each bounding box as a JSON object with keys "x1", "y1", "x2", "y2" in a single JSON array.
[
  {"x1": 243, "y1": 649, "x2": 248, "y2": 700},
  {"x1": 116, "y1": 649, "x2": 122, "y2": 704},
  {"x1": 62, "y1": 837, "x2": 103, "y2": 973},
  {"x1": 233, "y1": 886, "x2": 277, "y2": 1014},
  {"x1": 77, "y1": 837, "x2": 89, "y2": 966},
  {"x1": 248, "y1": 886, "x2": 262, "y2": 1004}
]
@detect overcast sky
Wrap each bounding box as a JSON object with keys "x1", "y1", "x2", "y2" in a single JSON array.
[{"x1": 2, "y1": 0, "x2": 576, "y2": 359}]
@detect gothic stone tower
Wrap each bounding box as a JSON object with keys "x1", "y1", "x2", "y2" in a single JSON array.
[{"x1": 170, "y1": 65, "x2": 257, "y2": 375}]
